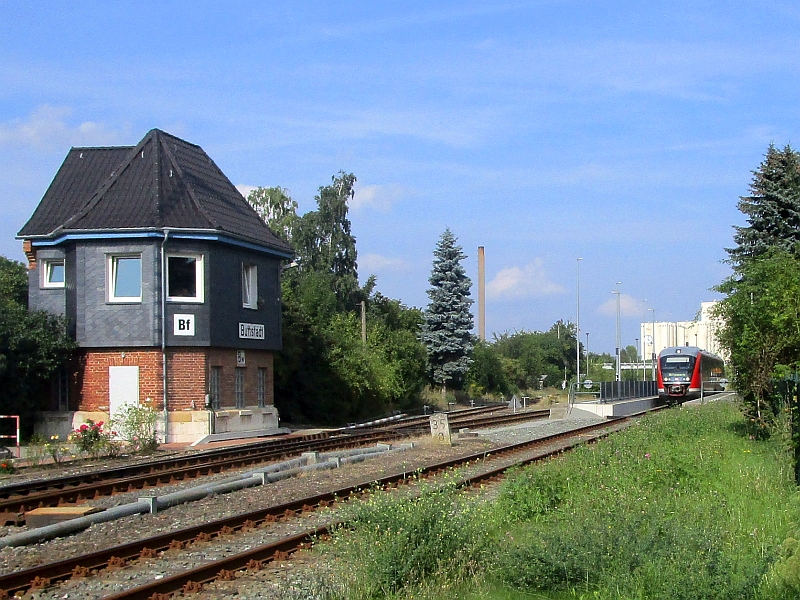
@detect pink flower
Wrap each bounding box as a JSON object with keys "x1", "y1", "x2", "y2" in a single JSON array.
[
  {"x1": 79, "y1": 424, "x2": 88, "y2": 431},
  {"x1": 645, "y1": 453, "x2": 651, "y2": 459}
]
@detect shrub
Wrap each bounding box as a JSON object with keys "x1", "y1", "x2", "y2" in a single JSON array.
[
  {"x1": 111, "y1": 405, "x2": 159, "y2": 453},
  {"x1": 69, "y1": 419, "x2": 112, "y2": 458},
  {"x1": 325, "y1": 481, "x2": 494, "y2": 595}
]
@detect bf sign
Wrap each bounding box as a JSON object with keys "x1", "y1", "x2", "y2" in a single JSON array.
[{"x1": 174, "y1": 314, "x2": 196, "y2": 336}]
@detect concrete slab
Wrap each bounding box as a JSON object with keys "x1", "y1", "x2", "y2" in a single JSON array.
[
  {"x1": 190, "y1": 427, "x2": 291, "y2": 447},
  {"x1": 573, "y1": 397, "x2": 658, "y2": 417},
  {"x1": 25, "y1": 506, "x2": 105, "y2": 528}
]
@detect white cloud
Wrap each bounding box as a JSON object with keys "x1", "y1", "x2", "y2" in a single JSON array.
[
  {"x1": 0, "y1": 105, "x2": 125, "y2": 151},
  {"x1": 352, "y1": 182, "x2": 408, "y2": 211},
  {"x1": 486, "y1": 259, "x2": 565, "y2": 300},
  {"x1": 597, "y1": 293, "x2": 644, "y2": 318},
  {"x1": 359, "y1": 253, "x2": 409, "y2": 273}
]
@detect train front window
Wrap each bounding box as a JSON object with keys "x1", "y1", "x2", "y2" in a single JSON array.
[{"x1": 661, "y1": 356, "x2": 694, "y2": 374}]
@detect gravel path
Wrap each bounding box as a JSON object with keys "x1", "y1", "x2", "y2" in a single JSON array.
[{"x1": 0, "y1": 410, "x2": 608, "y2": 598}]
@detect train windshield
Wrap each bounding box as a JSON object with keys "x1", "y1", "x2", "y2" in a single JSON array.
[{"x1": 660, "y1": 355, "x2": 695, "y2": 373}]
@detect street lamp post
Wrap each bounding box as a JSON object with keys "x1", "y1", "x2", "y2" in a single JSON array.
[
  {"x1": 647, "y1": 307, "x2": 656, "y2": 380},
  {"x1": 576, "y1": 258, "x2": 583, "y2": 384},
  {"x1": 612, "y1": 282, "x2": 622, "y2": 382}
]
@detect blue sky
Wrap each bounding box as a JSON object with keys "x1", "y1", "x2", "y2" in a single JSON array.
[{"x1": 2, "y1": 1, "x2": 798, "y2": 353}]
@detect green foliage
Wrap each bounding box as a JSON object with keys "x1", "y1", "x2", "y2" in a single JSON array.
[
  {"x1": 466, "y1": 340, "x2": 513, "y2": 397},
  {"x1": 0, "y1": 256, "x2": 74, "y2": 430},
  {"x1": 325, "y1": 481, "x2": 493, "y2": 596},
  {"x1": 421, "y1": 228, "x2": 474, "y2": 391},
  {"x1": 713, "y1": 248, "x2": 800, "y2": 425},
  {"x1": 491, "y1": 401, "x2": 794, "y2": 599},
  {"x1": 728, "y1": 143, "x2": 800, "y2": 265},
  {"x1": 110, "y1": 405, "x2": 159, "y2": 453},
  {"x1": 308, "y1": 401, "x2": 797, "y2": 600},
  {"x1": 275, "y1": 271, "x2": 426, "y2": 423},
  {"x1": 69, "y1": 419, "x2": 116, "y2": 459},
  {"x1": 292, "y1": 171, "x2": 360, "y2": 308}
]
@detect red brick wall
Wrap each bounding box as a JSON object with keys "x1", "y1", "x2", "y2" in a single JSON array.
[
  {"x1": 73, "y1": 348, "x2": 273, "y2": 412},
  {"x1": 207, "y1": 349, "x2": 274, "y2": 408},
  {"x1": 75, "y1": 349, "x2": 163, "y2": 412},
  {"x1": 167, "y1": 349, "x2": 207, "y2": 410}
]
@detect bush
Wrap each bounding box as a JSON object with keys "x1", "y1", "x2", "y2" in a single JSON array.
[{"x1": 111, "y1": 405, "x2": 159, "y2": 453}]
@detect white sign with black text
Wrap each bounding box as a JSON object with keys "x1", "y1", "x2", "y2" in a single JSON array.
[
  {"x1": 239, "y1": 322, "x2": 265, "y2": 340},
  {"x1": 174, "y1": 314, "x2": 195, "y2": 336}
]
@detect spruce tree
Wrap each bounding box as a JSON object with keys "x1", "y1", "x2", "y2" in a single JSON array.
[
  {"x1": 728, "y1": 144, "x2": 800, "y2": 265},
  {"x1": 421, "y1": 228, "x2": 474, "y2": 393}
]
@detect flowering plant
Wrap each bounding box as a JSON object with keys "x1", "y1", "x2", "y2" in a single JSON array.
[
  {"x1": 69, "y1": 420, "x2": 113, "y2": 458},
  {"x1": 0, "y1": 459, "x2": 14, "y2": 474}
]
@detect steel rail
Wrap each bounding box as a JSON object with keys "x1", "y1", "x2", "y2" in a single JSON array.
[
  {"x1": 0, "y1": 409, "x2": 538, "y2": 518},
  {"x1": 0, "y1": 415, "x2": 634, "y2": 598}
]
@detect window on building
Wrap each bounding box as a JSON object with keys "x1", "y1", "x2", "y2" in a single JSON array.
[
  {"x1": 108, "y1": 255, "x2": 142, "y2": 302},
  {"x1": 167, "y1": 254, "x2": 204, "y2": 302},
  {"x1": 242, "y1": 264, "x2": 257, "y2": 309},
  {"x1": 234, "y1": 367, "x2": 245, "y2": 408},
  {"x1": 41, "y1": 259, "x2": 65, "y2": 288},
  {"x1": 257, "y1": 367, "x2": 267, "y2": 407},
  {"x1": 209, "y1": 366, "x2": 221, "y2": 409}
]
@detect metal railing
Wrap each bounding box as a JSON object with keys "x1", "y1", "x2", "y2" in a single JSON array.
[{"x1": 599, "y1": 381, "x2": 657, "y2": 402}]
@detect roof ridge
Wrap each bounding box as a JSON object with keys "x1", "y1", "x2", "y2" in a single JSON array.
[
  {"x1": 55, "y1": 132, "x2": 156, "y2": 235},
  {"x1": 157, "y1": 134, "x2": 220, "y2": 230}
]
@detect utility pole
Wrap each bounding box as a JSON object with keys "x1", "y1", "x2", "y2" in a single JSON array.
[
  {"x1": 576, "y1": 258, "x2": 583, "y2": 384},
  {"x1": 612, "y1": 282, "x2": 622, "y2": 382}
]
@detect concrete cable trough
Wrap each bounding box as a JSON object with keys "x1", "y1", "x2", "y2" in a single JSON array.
[{"x1": 0, "y1": 442, "x2": 412, "y2": 548}]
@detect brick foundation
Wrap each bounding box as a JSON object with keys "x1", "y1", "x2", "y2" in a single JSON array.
[{"x1": 73, "y1": 348, "x2": 274, "y2": 412}]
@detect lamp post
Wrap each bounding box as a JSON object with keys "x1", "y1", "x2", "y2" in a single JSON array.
[
  {"x1": 635, "y1": 337, "x2": 640, "y2": 380},
  {"x1": 647, "y1": 307, "x2": 656, "y2": 380},
  {"x1": 612, "y1": 282, "x2": 622, "y2": 382},
  {"x1": 576, "y1": 258, "x2": 583, "y2": 384}
]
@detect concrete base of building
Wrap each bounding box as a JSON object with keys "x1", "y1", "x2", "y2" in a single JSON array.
[{"x1": 35, "y1": 405, "x2": 282, "y2": 445}]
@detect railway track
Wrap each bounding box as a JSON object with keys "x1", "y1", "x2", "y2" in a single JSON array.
[
  {"x1": 0, "y1": 406, "x2": 547, "y2": 522},
  {"x1": 0, "y1": 412, "x2": 634, "y2": 599}
]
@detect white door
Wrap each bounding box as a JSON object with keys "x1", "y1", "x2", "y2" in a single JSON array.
[{"x1": 109, "y1": 366, "x2": 139, "y2": 417}]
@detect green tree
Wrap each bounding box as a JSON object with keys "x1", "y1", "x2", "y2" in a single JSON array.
[
  {"x1": 246, "y1": 186, "x2": 299, "y2": 243},
  {"x1": 713, "y1": 248, "x2": 800, "y2": 425},
  {"x1": 466, "y1": 340, "x2": 513, "y2": 397},
  {"x1": 292, "y1": 172, "x2": 359, "y2": 307},
  {"x1": 421, "y1": 229, "x2": 474, "y2": 394},
  {"x1": 0, "y1": 256, "x2": 74, "y2": 429},
  {"x1": 727, "y1": 144, "x2": 800, "y2": 265}
]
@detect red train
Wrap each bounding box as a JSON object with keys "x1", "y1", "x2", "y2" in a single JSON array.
[{"x1": 657, "y1": 346, "x2": 726, "y2": 405}]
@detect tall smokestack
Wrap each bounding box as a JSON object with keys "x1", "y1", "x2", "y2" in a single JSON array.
[{"x1": 478, "y1": 246, "x2": 486, "y2": 341}]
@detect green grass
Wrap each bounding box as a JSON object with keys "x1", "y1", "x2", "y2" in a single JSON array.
[{"x1": 305, "y1": 400, "x2": 800, "y2": 599}]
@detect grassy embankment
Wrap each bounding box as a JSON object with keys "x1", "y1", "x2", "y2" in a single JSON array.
[{"x1": 293, "y1": 399, "x2": 800, "y2": 600}]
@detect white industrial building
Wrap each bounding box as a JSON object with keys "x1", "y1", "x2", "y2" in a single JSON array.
[{"x1": 640, "y1": 301, "x2": 724, "y2": 362}]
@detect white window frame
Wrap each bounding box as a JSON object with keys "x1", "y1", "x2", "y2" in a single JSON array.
[
  {"x1": 166, "y1": 253, "x2": 204, "y2": 303},
  {"x1": 41, "y1": 259, "x2": 65, "y2": 289},
  {"x1": 242, "y1": 263, "x2": 257, "y2": 309},
  {"x1": 107, "y1": 254, "x2": 142, "y2": 303}
]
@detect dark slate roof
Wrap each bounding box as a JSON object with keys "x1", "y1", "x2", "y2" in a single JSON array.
[{"x1": 18, "y1": 129, "x2": 293, "y2": 256}]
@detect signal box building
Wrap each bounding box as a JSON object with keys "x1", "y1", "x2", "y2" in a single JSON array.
[{"x1": 17, "y1": 129, "x2": 293, "y2": 443}]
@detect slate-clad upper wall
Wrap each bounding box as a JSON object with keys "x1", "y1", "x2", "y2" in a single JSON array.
[
  {"x1": 28, "y1": 247, "x2": 67, "y2": 316},
  {"x1": 207, "y1": 243, "x2": 282, "y2": 350},
  {"x1": 76, "y1": 241, "x2": 160, "y2": 347}
]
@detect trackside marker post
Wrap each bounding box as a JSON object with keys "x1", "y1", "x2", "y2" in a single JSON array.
[{"x1": 429, "y1": 413, "x2": 452, "y2": 445}]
